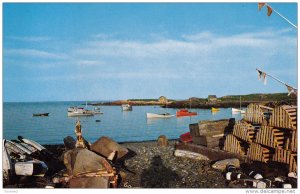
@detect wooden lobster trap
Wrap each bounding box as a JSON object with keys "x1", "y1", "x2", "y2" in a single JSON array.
[
  {"x1": 247, "y1": 142, "x2": 273, "y2": 163},
  {"x1": 269, "y1": 105, "x2": 297, "y2": 130},
  {"x1": 272, "y1": 148, "x2": 297, "y2": 173},
  {"x1": 286, "y1": 130, "x2": 297, "y2": 152},
  {"x1": 223, "y1": 134, "x2": 247, "y2": 155},
  {"x1": 233, "y1": 121, "x2": 257, "y2": 143},
  {"x1": 254, "y1": 126, "x2": 285, "y2": 149},
  {"x1": 244, "y1": 103, "x2": 273, "y2": 125}
]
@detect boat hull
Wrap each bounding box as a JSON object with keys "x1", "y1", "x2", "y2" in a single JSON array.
[
  {"x1": 121, "y1": 104, "x2": 132, "y2": 111},
  {"x1": 33, "y1": 113, "x2": 49, "y2": 117},
  {"x1": 68, "y1": 112, "x2": 94, "y2": 117},
  {"x1": 180, "y1": 132, "x2": 193, "y2": 143},
  {"x1": 176, "y1": 109, "x2": 197, "y2": 117},
  {"x1": 146, "y1": 113, "x2": 174, "y2": 118},
  {"x1": 231, "y1": 108, "x2": 245, "y2": 114},
  {"x1": 211, "y1": 108, "x2": 220, "y2": 112}
]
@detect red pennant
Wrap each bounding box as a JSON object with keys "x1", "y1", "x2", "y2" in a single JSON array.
[
  {"x1": 267, "y1": 5, "x2": 273, "y2": 16},
  {"x1": 258, "y1": 3, "x2": 266, "y2": 11}
]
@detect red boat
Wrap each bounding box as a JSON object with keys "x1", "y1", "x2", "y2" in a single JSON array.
[
  {"x1": 176, "y1": 109, "x2": 197, "y2": 117},
  {"x1": 180, "y1": 132, "x2": 193, "y2": 143}
]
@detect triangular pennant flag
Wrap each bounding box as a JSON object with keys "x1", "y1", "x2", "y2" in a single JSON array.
[
  {"x1": 267, "y1": 5, "x2": 273, "y2": 16},
  {"x1": 257, "y1": 69, "x2": 263, "y2": 80},
  {"x1": 263, "y1": 73, "x2": 267, "y2": 85},
  {"x1": 286, "y1": 85, "x2": 297, "y2": 96},
  {"x1": 258, "y1": 3, "x2": 266, "y2": 11}
]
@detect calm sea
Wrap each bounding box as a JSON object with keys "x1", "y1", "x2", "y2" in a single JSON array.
[{"x1": 3, "y1": 101, "x2": 243, "y2": 145}]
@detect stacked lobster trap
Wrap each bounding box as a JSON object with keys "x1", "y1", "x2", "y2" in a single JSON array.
[{"x1": 223, "y1": 103, "x2": 297, "y2": 173}]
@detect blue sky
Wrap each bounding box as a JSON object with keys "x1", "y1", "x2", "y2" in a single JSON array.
[{"x1": 3, "y1": 3, "x2": 298, "y2": 102}]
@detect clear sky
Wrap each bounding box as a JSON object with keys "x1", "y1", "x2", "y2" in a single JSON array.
[{"x1": 3, "y1": 2, "x2": 298, "y2": 102}]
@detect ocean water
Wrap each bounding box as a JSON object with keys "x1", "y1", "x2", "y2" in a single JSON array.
[{"x1": 3, "y1": 102, "x2": 243, "y2": 144}]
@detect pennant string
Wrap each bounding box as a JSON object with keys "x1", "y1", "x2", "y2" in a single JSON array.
[
  {"x1": 256, "y1": 68, "x2": 297, "y2": 96},
  {"x1": 259, "y1": 3, "x2": 298, "y2": 29}
]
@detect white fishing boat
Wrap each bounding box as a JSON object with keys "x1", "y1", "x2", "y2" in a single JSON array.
[
  {"x1": 93, "y1": 107, "x2": 103, "y2": 114},
  {"x1": 146, "y1": 113, "x2": 175, "y2": 118},
  {"x1": 67, "y1": 107, "x2": 94, "y2": 117},
  {"x1": 121, "y1": 104, "x2": 132, "y2": 111},
  {"x1": 231, "y1": 96, "x2": 246, "y2": 114}
]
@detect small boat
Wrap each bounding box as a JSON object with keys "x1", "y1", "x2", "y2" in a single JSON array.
[
  {"x1": 176, "y1": 109, "x2": 197, "y2": 117},
  {"x1": 180, "y1": 132, "x2": 193, "y2": 143},
  {"x1": 121, "y1": 104, "x2": 132, "y2": 111},
  {"x1": 5, "y1": 139, "x2": 33, "y2": 155},
  {"x1": 33, "y1": 113, "x2": 49, "y2": 117},
  {"x1": 18, "y1": 136, "x2": 47, "y2": 152},
  {"x1": 211, "y1": 107, "x2": 220, "y2": 112},
  {"x1": 93, "y1": 107, "x2": 103, "y2": 114},
  {"x1": 3, "y1": 139, "x2": 48, "y2": 178},
  {"x1": 146, "y1": 113, "x2": 175, "y2": 118},
  {"x1": 67, "y1": 107, "x2": 94, "y2": 117},
  {"x1": 232, "y1": 96, "x2": 246, "y2": 114},
  {"x1": 232, "y1": 108, "x2": 245, "y2": 114}
]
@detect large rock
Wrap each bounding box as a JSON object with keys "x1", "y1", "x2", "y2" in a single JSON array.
[
  {"x1": 63, "y1": 136, "x2": 76, "y2": 150},
  {"x1": 90, "y1": 136, "x2": 128, "y2": 160},
  {"x1": 174, "y1": 149, "x2": 209, "y2": 161},
  {"x1": 69, "y1": 176, "x2": 110, "y2": 188},
  {"x1": 212, "y1": 158, "x2": 240, "y2": 171},
  {"x1": 157, "y1": 135, "x2": 169, "y2": 147},
  {"x1": 63, "y1": 148, "x2": 108, "y2": 176}
]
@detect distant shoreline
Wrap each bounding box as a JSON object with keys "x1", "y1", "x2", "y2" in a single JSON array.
[{"x1": 3, "y1": 92, "x2": 296, "y2": 107}]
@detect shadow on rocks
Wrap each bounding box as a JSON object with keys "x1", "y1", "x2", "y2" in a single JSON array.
[{"x1": 140, "y1": 155, "x2": 180, "y2": 188}]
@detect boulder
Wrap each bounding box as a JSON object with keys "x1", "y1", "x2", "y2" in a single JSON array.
[
  {"x1": 174, "y1": 149, "x2": 209, "y2": 161},
  {"x1": 212, "y1": 158, "x2": 240, "y2": 171},
  {"x1": 63, "y1": 136, "x2": 76, "y2": 150},
  {"x1": 63, "y1": 148, "x2": 108, "y2": 176},
  {"x1": 69, "y1": 176, "x2": 110, "y2": 188},
  {"x1": 90, "y1": 136, "x2": 128, "y2": 160},
  {"x1": 157, "y1": 135, "x2": 169, "y2": 147}
]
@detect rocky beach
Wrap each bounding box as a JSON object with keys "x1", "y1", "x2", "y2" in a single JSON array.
[{"x1": 4, "y1": 140, "x2": 228, "y2": 188}]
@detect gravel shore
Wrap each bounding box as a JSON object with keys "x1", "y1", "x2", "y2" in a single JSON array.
[{"x1": 119, "y1": 140, "x2": 227, "y2": 188}]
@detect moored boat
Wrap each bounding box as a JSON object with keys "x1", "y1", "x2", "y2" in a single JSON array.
[
  {"x1": 146, "y1": 113, "x2": 175, "y2": 118},
  {"x1": 211, "y1": 107, "x2": 220, "y2": 112},
  {"x1": 121, "y1": 104, "x2": 132, "y2": 111},
  {"x1": 232, "y1": 108, "x2": 245, "y2": 114},
  {"x1": 67, "y1": 107, "x2": 94, "y2": 117},
  {"x1": 33, "y1": 113, "x2": 49, "y2": 117},
  {"x1": 176, "y1": 109, "x2": 197, "y2": 117},
  {"x1": 232, "y1": 96, "x2": 246, "y2": 114},
  {"x1": 93, "y1": 107, "x2": 103, "y2": 114}
]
